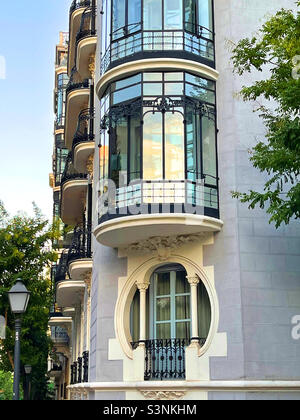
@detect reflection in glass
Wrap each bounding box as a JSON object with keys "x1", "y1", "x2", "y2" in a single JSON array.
[
  {"x1": 184, "y1": 0, "x2": 197, "y2": 33},
  {"x1": 143, "y1": 111, "x2": 163, "y2": 180},
  {"x1": 144, "y1": 73, "x2": 163, "y2": 81},
  {"x1": 128, "y1": 0, "x2": 142, "y2": 32},
  {"x1": 144, "y1": 0, "x2": 162, "y2": 30},
  {"x1": 199, "y1": 0, "x2": 213, "y2": 34},
  {"x1": 156, "y1": 298, "x2": 171, "y2": 321},
  {"x1": 165, "y1": 83, "x2": 184, "y2": 96},
  {"x1": 156, "y1": 272, "x2": 171, "y2": 296},
  {"x1": 143, "y1": 83, "x2": 163, "y2": 96},
  {"x1": 112, "y1": 0, "x2": 126, "y2": 39},
  {"x1": 164, "y1": 72, "x2": 184, "y2": 81},
  {"x1": 165, "y1": 112, "x2": 185, "y2": 180},
  {"x1": 186, "y1": 83, "x2": 215, "y2": 104},
  {"x1": 129, "y1": 115, "x2": 142, "y2": 181},
  {"x1": 112, "y1": 74, "x2": 142, "y2": 91},
  {"x1": 112, "y1": 84, "x2": 141, "y2": 104},
  {"x1": 164, "y1": 0, "x2": 183, "y2": 30},
  {"x1": 202, "y1": 115, "x2": 217, "y2": 186},
  {"x1": 110, "y1": 118, "x2": 128, "y2": 186}
]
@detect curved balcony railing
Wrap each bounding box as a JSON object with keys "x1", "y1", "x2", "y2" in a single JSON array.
[
  {"x1": 131, "y1": 338, "x2": 206, "y2": 381},
  {"x1": 76, "y1": 6, "x2": 96, "y2": 45},
  {"x1": 61, "y1": 152, "x2": 88, "y2": 186},
  {"x1": 54, "y1": 251, "x2": 69, "y2": 283},
  {"x1": 72, "y1": 108, "x2": 95, "y2": 156},
  {"x1": 68, "y1": 224, "x2": 92, "y2": 264},
  {"x1": 71, "y1": 351, "x2": 89, "y2": 384},
  {"x1": 101, "y1": 23, "x2": 215, "y2": 75},
  {"x1": 70, "y1": 0, "x2": 91, "y2": 15},
  {"x1": 66, "y1": 67, "x2": 89, "y2": 96}
]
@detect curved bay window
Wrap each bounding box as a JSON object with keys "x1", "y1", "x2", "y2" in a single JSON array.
[
  {"x1": 99, "y1": 71, "x2": 219, "y2": 222},
  {"x1": 130, "y1": 264, "x2": 211, "y2": 380},
  {"x1": 101, "y1": 0, "x2": 215, "y2": 75}
]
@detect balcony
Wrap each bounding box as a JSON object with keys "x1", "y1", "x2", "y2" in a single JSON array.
[
  {"x1": 94, "y1": 180, "x2": 223, "y2": 248},
  {"x1": 68, "y1": 0, "x2": 91, "y2": 75},
  {"x1": 48, "y1": 312, "x2": 73, "y2": 332},
  {"x1": 72, "y1": 108, "x2": 95, "y2": 173},
  {"x1": 70, "y1": 351, "x2": 89, "y2": 384},
  {"x1": 60, "y1": 152, "x2": 88, "y2": 226},
  {"x1": 50, "y1": 326, "x2": 70, "y2": 346},
  {"x1": 76, "y1": 6, "x2": 97, "y2": 80},
  {"x1": 65, "y1": 68, "x2": 90, "y2": 151},
  {"x1": 68, "y1": 225, "x2": 93, "y2": 281}
]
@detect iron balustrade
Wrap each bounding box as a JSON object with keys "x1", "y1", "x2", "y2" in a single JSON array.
[
  {"x1": 76, "y1": 5, "x2": 97, "y2": 45},
  {"x1": 66, "y1": 67, "x2": 89, "y2": 96},
  {"x1": 72, "y1": 108, "x2": 95, "y2": 158},
  {"x1": 132, "y1": 338, "x2": 206, "y2": 381},
  {"x1": 61, "y1": 152, "x2": 88, "y2": 187},
  {"x1": 70, "y1": 0, "x2": 91, "y2": 15},
  {"x1": 68, "y1": 224, "x2": 93, "y2": 264},
  {"x1": 101, "y1": 23, "x2": 215, "y2": 75},
  {"x1": 71, "y1": 352, "x2": 89, "y2": 384},
  {"x1": 54, "y1": 251, "x2": 70, "y2": 283}
]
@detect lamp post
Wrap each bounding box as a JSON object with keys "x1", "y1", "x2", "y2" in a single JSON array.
[
  {"x1": 8, "y1": 279, "x2": 31, "y2": 401},
  {"x1": 24, "y1": 365, "x2": 32, "y2": 400}
]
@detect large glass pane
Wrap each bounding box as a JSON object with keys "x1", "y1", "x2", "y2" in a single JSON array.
[
  {"x1": 186, "y1": 73, "x2": 215, "y2": 90},
  {"x1": 186, "y1": 83, "x2": 215, "y2": 104},
  {"x1": 128, "y1": 0, "x2": 142, "y2": 33},
  {"x1": 129, "y1": 115, "x2": 142, "y2": 181},
  {"x1": 156, "y1": 298, "x2": 171, "y2": 321},
  {"x1": 184, "y1": 0, "x2": 197, "y2": 33},
  {"x1": 186, "y1": 106, "x2": 198, "y2": 181},
  {"x1": 112, "y1": 74, "x2": 142, "y2": 91},
  {"x1": 202, "y1": 115, "x2": 217, "y2": 186},
  {"x1": 112, "y1": 0, "x2": 126, "y2": 40},
  {"x1": 110, "y1": 118, "x2": 128, "y2": 186},
  {"x1": 144, "y1": 0, "x2": 162, "y2": 30},
  {"x1": 176, "y1": 271, "x2": 189, "y2": 294},
  {"x1": 156, "y1": 272, "x2": 170, "y2": 295},
  {"x1": 143, "y1": 83, "x2": 163, "y2": 96},
  {"x1": 165, "y1": 83, "x2": 184, "y2": 96},
  {"x1": 175, "y1": 296, "x2": 190, "y2": 320},
  {"x1": 176, "y1": 321, "x2": 190, "y2": 339},
  {"x1": 164, "y1": 72, "x2": 184, "y2": 81},
  {"x1": 144, "y1": 73, "x2": 163, "y2": 82},
  {"x1": 164, "y1": 0, "x2": 183, "y2": 30},
  {"x1": 165, "y1": 112, "x2": 185, "y2": 180},
  {"x1": 112, "y1": 84, "x2": 142, "y2": 104},
  {"x1": 198, "y1": 0, "x2": 213, "y2": 34},
  {"x1": 143, "y1": 111, "x2": 163, "y2": 180},
  {"x1": 156, "y1": 323, "x2": 171, "y2": 339}
]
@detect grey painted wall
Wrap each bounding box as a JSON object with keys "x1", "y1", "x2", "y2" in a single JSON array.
[{"x1": 205, "y1": 0, "x2": 300, "y2": 385}]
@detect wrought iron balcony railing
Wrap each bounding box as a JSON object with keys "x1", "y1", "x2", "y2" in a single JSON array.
[
  {"x1": 76, "y1": 5, "x2": 96, "y2": 45},
  {"x1": 68, "y1": 224, "x2": 93, "y2": 264},
  {"x1": 66, "y1": 67, "x2": 89, "y2": 96},
  {"x1": 54, "y1": 251, "x2": 70, "y2": 283},
  {"x1": 131, "y1": 338, "x2": 206, "y2": 381},
  {"x1": 71, "y1": 351, "x2": 89, "y2": 384},
  {"x1": 61, "y1": 152, "x2": 88, "y2": 186},
  {"x1": 72, "y1": 108, "x2": 95, "y2": 156},
  {"x1": 70, "y1": 0, "x2": 91, "y2": 15}
]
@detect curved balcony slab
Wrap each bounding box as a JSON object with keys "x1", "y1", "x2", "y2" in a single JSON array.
[
  {"x1": 49, "y1": 316, "x2": 73, "y2": 329},
  {"x1": 73, "y1": 141, "x2": 95, "y2": 173},
  {"x1": 56, "y1": 280, "x2": 86, "y2": 308},
  {"x1": 65, "y1": 88, "x2": 90, "y2": 150},
  {"x1": 61, "y1": 178, "x2": 88, "y2": 225},
  {"x1": 77, "y1": 36, "x2": 97, "y2": 80},
  {"x1": 69, "y1": 258, "x2": 93, "y2": 281},
  {"x1": 94, "y1": 214, "x2": 223, "y2": 249}
]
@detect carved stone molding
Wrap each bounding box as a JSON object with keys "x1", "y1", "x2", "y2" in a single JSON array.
[
  {"x1": 89, "y1": 54, "x2": 96, "y2": 79},
  {"x1": 136, "y1": 279, "x2": 150, "y2": 291},
  {"x1": 86, "y1": 154, "x2": 94, "y2": 180},
  {"x1": 127, "y1": 232, "x2": 210, "y2": 256},
  {"x1": 140, "y1": 390, "x2": 186, "y2": 400},
  {"x1": 186, "y1": 275, "x2": 200, "y2": 286}
]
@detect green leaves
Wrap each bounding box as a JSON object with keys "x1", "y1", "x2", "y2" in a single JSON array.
[{"x1": 231, "y1": 4, "x2": 300, "y2": 227}]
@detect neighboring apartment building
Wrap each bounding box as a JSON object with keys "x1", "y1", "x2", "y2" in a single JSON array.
[{"x1": 50, "y1": 0, "x2": 300, "y2": 401}]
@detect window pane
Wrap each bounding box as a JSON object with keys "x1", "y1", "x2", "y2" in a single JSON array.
[
  {"x1": 184, "y1": 0, "x2": 197, "y2": 33},
  {"x1": 176, "y1": 271, "x2": 189, "y2": 294},
  {"x1": 143, "y1": 111, "x2": 163, "y2": 180},
  {"x1": 112, "y1": 74, "x2": 142, "y2": 92},
  {"x1": 198, "y1": 0, "x2": 213, "y2": 33},
  {"x1": 176, "y1": 321, "x2": 190, "y2": 340},
  {"x1": 144, "y1": 0, "x2": 162, "y2": 30},
  {"x1": 110, "y1": 118, "x2": 128, "y2": 186},
  {"x1": 165, "y1": 112, "x2": 185, "y2": 180},
  {"x1": 198, "y1": 281, "x2": 211, "y2": 339},
  {"x1": 164, "y1": 72, "x2": 184, "y2": 81},
  {"x1": 143, "y1": 83, "x2": 163, "y2": 96},
  {"x1": 128, "y1": 0, "x2": 142, "y2": 33},
  {"x1": 186, "y1": 73, "x2": 215, "y2": 90},
  {"x1": 129, "y1": 115, "x2": 142, "y2": 181},
  {"x1": 112, "y1": 84, "x2": 141, "y2": 104},
  {"x1": 144, "y1": 73, "x2": 163, "y2": 81},
  {"x1": 156, "y1": 272, "x2": 170, "y2": 295},
  {"x1": 112, "y1": 0, "x2": 126, "y2": 39},
  {"x1": 165, "y1": 83, "x2": 184, "y2": 96},
  {"x1": 164, "y1": 0, "x2": 183, "y2": 30},
  {"x1": 156, "y1": 298, "x2": 171, "y2": 321},
  {"x1": 175, "y1": 296, "x2": 190, "y2": 320},
  {"x1": 186, "y1": 106, "x2": 199, "y2": 181},
  {"x1": 202, "y1": 115, "x2": 217, "y2": 185},
  {"x1": 186, "y1": 83, "x2": 215, "y2": 104},
  {"x1": 156, "y1": 323, "x2": 171, "y2": 339}
]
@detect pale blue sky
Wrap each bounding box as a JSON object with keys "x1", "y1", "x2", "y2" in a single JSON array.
[{"x1": 0, "y1": 0, "x2": 71, "y2": 220}]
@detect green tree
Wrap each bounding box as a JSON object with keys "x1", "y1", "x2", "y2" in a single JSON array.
[
  {"x1": 230, "y1": 3, "x2": 300, "y2": 227},
  {"x1": 0, "y1": 202, "x2": 59, "y2": 400}
]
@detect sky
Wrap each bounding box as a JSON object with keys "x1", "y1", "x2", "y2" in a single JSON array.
[{"x1": 0, "y1": 0, "x2": 71, "y2": 221}]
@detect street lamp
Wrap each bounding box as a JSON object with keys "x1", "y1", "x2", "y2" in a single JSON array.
[
  {"x1": 24, "y1": 365, "x2": 32, "y2": 400},
  {"x1": 8, "y1": 279, "x2": 31, "y2": 401}
]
